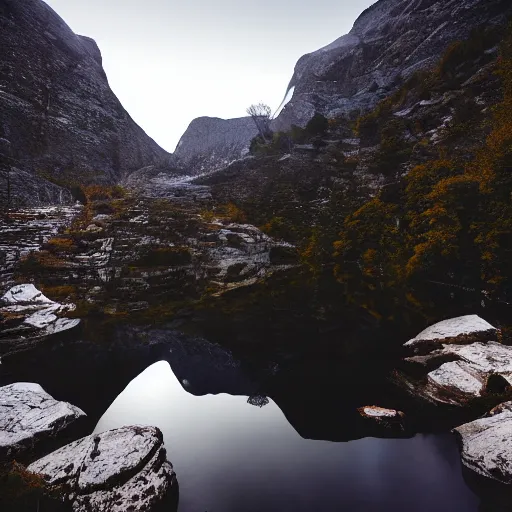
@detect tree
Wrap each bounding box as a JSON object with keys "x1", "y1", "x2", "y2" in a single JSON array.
[{"x1": 246, "y1": 103, "x2": 273, "y2": 143}]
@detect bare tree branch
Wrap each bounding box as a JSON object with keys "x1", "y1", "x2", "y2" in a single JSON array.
[{"x1": 246, "y1": 103, "x2": 273, "y2": 143}]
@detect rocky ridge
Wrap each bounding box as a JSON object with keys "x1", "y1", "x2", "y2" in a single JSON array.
[
  {"x1": 172, "y1": 0, "x2": 512, "y2": 176},
  {"x1": 0, "y1": 182, "x2": 296, "y2": 342},
  {"x1": 0, "y1": 0, "x2": 172, "y2": 207},
  {"x1": 274, "y1": 0, "x2": 512, "y2": 130}
]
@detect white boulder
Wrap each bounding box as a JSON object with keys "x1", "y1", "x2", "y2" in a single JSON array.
[
  {"x1": 1, "y1": 284, "x2": 80, "y2": 342},
  {"x1": 427, "y1": 361, "x2": 484, "y2": 398},
  {"x1": 404, "y1": 315, "x2": 497, "y2": 354},
  {"x1": 1, "y1": 284, "x2": 53, "y2": 305},
  {"x1": 28, "y1": 426, "x2": 178, "y2": 512},
  {"x1": 453, "y1": 402, "x2": 512, "y2": 484},
  {"x1": 0, "y1": 382, "x2": 86, "y2": 461},
  {"x1": 398, "y1": 317, "x2": 512, "y2": 406}
]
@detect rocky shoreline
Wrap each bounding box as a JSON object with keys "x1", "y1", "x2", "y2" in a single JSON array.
[
  {"x1": 1, "y1": 300, "x2": 512, "y2": 510},
  {"x1": 0, "y1": 374, "x2": 178, "y2": 511}
]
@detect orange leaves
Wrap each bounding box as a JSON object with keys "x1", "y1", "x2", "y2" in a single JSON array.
[
  {"x1": 333, "y1": 25, "x2": 512, "y2": 300},
  {"x1": 83, "y1": 185, "x2": 126, "y2": 202}
]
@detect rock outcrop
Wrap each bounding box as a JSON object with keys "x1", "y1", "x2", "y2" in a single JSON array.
[
  {"x1": 0, "y1": 382, "x2": 85, "y2": 462},
  {"x1": 179, "y1": 0, "x2": 511, "y2": 191},
  {"x1": 0, "y1": 284, "x2": 80, "y2": 353},
  {"x1": 0, "y1": 188, "x2": 295, "y2": 335},
  {"x1": 453, "y1": 402, "x2": 512, "y2": 484},
  {"x1": 0, "y1": 0, "x2": 171, "y2": 206},
  {"x1": 274, "y1": 0, "x2": 512, "y2": 130},
  {"x1": 357, "y1": 405, "x2": 406, "y2": 433},
  {"x1": 174, "y1": 116, "x2": 258, "y2": 176},
  {"x1": 0, "y1": 205, "x2": 80, "y2": 289},
  {"x1": 404, "y1": 315, "x2": 498, "y2": 355},
  {"x1": 397, "y1": 316, "x2": 512, "y2": 406},
  {"x1": 28, "y1": 426, "x2": 178, "y2": 512}
]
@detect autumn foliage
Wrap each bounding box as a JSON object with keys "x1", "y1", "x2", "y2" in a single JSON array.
[{"x1": 334, "y1": 25, "x2": 512, "y2": 304}]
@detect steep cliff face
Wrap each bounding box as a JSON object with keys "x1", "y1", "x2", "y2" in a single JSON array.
[
  {"x1": 273, "y1": 0, "x2": 511, "y2": 130},
  {"x1": 0, "y1": 0, "x2": 171, "y2": 206},
  {"x1": 174, "y1": 116, "x2": 258, "y2": 176}
]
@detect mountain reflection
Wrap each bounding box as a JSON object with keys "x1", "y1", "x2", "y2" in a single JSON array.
[{"x1": 95, "y1": 361, "x2": 478, "y2": 512}]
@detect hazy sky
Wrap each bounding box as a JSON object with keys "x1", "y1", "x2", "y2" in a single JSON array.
[{"x1": 43, "y1": 0, "x2": 375, "y2": 152}]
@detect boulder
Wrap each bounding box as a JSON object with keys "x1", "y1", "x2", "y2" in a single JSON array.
[
  {"x1": 396, "y1": 316, "x2": 512, "y2": 406},
  {"x1": 0, "y1": 284, "x2": 80, "y2": 349},
  {"x1": 427, "y1": 361, "x2": 485, "y2": 399},
  {"x1": 357, "y1": 405, "x2": 406, "y2": 432},
  {"x1": 2, "y1": 284, "x2": 54, "y2": 305},
  {"x1": 453, "y1": 402, "x2": 512, "y2": 484},
  {"x1": 424, "y1": 341, "x2": 512, "y2": 403},
  {"x1": 28, "y1": 426, "x2": 178, "y2": 512},
  {"x1": 0, "y1": 383, "x2": 86, "y2": 462},
  {"x1": 404, "y1": 315, "x2": 498, "y2": 355}
]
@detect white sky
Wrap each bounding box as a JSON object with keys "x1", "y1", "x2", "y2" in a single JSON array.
[{"x1": 43, "y1": 0, "x2": 375, "y2": 152}]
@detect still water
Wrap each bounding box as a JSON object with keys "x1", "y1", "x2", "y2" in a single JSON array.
[{"x1": 95, "y1": 361, "x2": 478, "y2": 512}]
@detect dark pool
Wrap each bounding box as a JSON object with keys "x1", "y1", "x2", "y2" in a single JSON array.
[{"x1": 94, "y1": 361, "x2": 479, "y2": 512}]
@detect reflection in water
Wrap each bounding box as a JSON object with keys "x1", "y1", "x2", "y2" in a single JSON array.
[{"x1": 95, "y1": 361, "x2": 478, "y2": 512}]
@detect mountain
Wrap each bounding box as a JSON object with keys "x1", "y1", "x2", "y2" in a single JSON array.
[
  {"x1": 175, "y1": 0, "x2": 511, "y2": 174},
  {"x1": 274, "y1": 0, "x2": 511, "y2": 130},
  {"x1": 173, "y1": 116, "x2": 258, "y2": 176},
  {"x1": 196, "y1": 4, "x2": 512, "y2": 313},
  {"x1": 0, "y1": 0, "x2": 171, "y2": 206}
]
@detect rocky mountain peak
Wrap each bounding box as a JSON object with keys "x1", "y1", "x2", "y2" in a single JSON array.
[
  {"x1": 174, "y1": 116, "x2": 258, "y2": 176},
  {"x1": 173, "y1": 0, "x2": 511, "y2": 176},
  {"x1": 273, "y1": 0, "x2": 511, "y2": 130}
]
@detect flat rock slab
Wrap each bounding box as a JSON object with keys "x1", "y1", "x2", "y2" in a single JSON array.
[
  {"x1": 28, "y1": 426, "x2": 178, "y2": 512},
  {"x1": 0, "y1": 382, "x2": 86, "y2": 462},
  {"x1": 1, "y1": 284, "x2": 80, "y2": 346},
  {"x1": 445, "y1": 342, "x2": 512, "y2": 377},
  {"x1": 357, "y1": 406, "x2": 406, "y2": 433},
  {"x1": 358, "y1": 406, "x2": 403, "y2": 419},
  {"x1": 453, "y1": 402, "x2": 512, "y2": 484},
  {"x1": 404, "y1": 315, "x2": 497, "y2": 355},
  {"x1": 427, "y1": 361, "x2": 484, "y2": 398},
  {"x1": 2, "y1": 284, "x2": 54, "y2": 305},
  {"x1": 424, "y1": 341, "x2": 512, "y2": 402}
]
